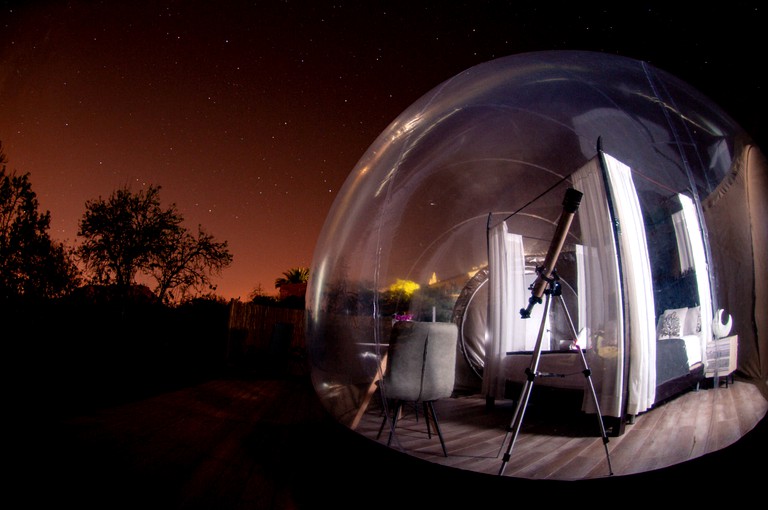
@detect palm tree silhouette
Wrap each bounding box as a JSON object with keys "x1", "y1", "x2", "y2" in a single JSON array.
[{"x1": 274, "y1": 267, "x2": 309, "y2": 289}]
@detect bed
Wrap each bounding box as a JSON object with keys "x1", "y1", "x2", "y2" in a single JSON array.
[
  {"x1": 501, "y1": 333, "x2": 591, "y2": 393},
  {"x1": 499, "y1": 305, "x2": 707, "y2": 411},
  {"x1": 654, "y1": 306, "x2": 705, "y2": 403}
]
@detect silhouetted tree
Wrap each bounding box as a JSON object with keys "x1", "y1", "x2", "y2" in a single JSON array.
[
  {"x1": 249, "y1": 293, "x2": 279, "y2": 307},
  {"x1": 149, "y1": 225, "x2": 233, "y2": 303},
  {"x1": 77, "y1": 184, "x2": 232, "y2": 304},
  {"x1": 77, "y1": 185, "x2": 180, "y2": 286},
  {"x1": 0, "y1": 142, "x2": 80, "y2": 301},
  {"x1": 379, "y1": 278, "x2": 419, "y2": 317},
  {"x1": 248, "y1": 282, "x2": 278, "y2": 305},
  {"x1": 274, "y1": 267, "x2": 309, "y2": 288},
  {"x1": 274, "y1": 267, "x2": 308, "y2": 308}
]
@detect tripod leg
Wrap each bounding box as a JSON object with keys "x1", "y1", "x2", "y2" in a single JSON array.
[
  {"x1": 576, "y1": 348, "x2": 614, "y2": 475},
  {"x1": 498, "y1": 293, "x2": 552, "y2": 476},
  {"x1": 498, "y1": 373, "x2": 535, "y2": 475},
  {"x1": 558, "y1": 294, "x2": 614, "y2": 476}
]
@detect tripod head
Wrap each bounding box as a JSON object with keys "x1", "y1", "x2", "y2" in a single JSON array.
[
  {"x1": 519, "y1": 268, "x2": 563, "y2": 318},
  {"x1": 520, "y1": 187, "x2": 582, "y2": 319}
]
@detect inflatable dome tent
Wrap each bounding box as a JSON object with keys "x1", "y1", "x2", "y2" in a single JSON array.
[{"x1": 305, "y1": 50, "x2": 767, "y2": 476}]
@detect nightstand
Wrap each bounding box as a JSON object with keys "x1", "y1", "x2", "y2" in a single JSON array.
[{"x1": 705, "y1": 335, "x2": 738, "y2": 386}]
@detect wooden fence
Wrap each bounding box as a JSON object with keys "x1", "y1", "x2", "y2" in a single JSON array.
[{"x1": 226, "y1": 301, "x2": 307, "y2": 371}]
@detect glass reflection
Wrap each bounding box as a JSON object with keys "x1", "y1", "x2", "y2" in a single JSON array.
[{"x1": 305, "y1": 50, "x2": 767, "y2": 479}]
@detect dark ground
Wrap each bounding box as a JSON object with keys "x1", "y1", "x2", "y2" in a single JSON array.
[
  {"x1": 8, "y1": 365, "x2": 768, "y2": 510},
  {"x1": 4, "y1": 298, "x2": 767, "y2": 508}
]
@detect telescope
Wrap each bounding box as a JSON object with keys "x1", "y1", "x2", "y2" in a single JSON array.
[
  {"x1": 500, "y1": 185, "x2": 612, "y2": 477},
  {"x1": 520, "y1": 187, "x2": 583, "y2": 318}
]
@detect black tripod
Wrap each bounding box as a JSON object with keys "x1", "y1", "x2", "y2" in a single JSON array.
[{"x1": 498, "y1": 271, "x2": 614, "y2": 476}]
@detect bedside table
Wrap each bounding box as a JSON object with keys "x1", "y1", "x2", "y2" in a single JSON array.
[{"x1": 705, "y1": 335, "x2": 738, "y2": 386}]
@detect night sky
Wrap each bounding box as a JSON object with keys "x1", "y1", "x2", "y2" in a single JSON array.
[{"x1": 1, "y1": 1, "x2": 764, "y2": 301}]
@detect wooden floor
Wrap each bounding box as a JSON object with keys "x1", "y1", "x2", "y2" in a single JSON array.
[
  {"x1": 355, "y1": 378, "x2": 768, "y2": 480},
  {"x1": 11, "y1": 372, "x2": 767, "y2": 509}
]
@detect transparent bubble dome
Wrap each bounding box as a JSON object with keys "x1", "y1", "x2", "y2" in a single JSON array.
[{"x1": 305, "y1": 50, "x2": 765, "y2": 477}]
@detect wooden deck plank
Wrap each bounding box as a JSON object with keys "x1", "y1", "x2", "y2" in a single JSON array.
[{"x1": 355, "y1": 379, "x2": 768, "y2": 480}]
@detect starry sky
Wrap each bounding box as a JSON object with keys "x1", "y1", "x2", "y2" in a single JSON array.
[{"x1": 1, "y1": 1, "x2": 765, "y2": 301}]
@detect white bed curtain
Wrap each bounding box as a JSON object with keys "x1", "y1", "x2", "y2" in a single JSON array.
[
  {"x1": 602, "y1": 153, "x2": 657, "y2": 415},
  {"x1": 672, "y1": 209, "x2": 695, "y2": 273},
  {"x1": 677, "y1": 193, "x2": 713, "y2": 365},
  {"x1": 572, "y1": 157, "x2": 624, "y2": 417},
  {"x1": 576, "y1": 244, "x2": 587, "y2": 335},
  {"x1": 483, "y1": 221, "x2": 525, "y2": 400},
  {"x1": 571, "y1": 152, "x2": 656, "y2": 417}
]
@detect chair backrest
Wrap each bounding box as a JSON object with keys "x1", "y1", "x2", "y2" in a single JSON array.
[{"x1": 383, "y1": 321, "x2": 458, "y2": 402}]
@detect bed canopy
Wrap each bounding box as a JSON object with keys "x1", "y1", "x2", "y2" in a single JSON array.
[{"x1": 305, "y1": 50, "x2": 767, "y2": 470}]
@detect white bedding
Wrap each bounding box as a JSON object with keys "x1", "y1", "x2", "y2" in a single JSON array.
[
  {"x1": 678, "y1": 334, "x2": 703, "y2": 366},
  {"x1": 657, "y1": 306, "x2": 704, "y2": 368}
]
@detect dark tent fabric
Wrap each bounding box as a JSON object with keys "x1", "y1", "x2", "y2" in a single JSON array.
[{"x1": 702, "y1": 139, "x2": 768, "y2": 398}]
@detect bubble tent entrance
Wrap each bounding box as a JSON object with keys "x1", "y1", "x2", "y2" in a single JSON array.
[{"x1": 304, "y1": 51, "x2": 767, "y2": 478}]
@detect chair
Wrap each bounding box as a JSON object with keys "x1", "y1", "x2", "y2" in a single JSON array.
[{"x1": 377, "y1": 321, "x2": 457, "y2": 456}]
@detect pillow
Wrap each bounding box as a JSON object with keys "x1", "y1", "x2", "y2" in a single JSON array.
[
  {"x1": 685, "y1": 306, "x2": 702, "y2": 336},
  {"x1": 658, "y1": 308, "x2": 688, "y2": 339}
]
